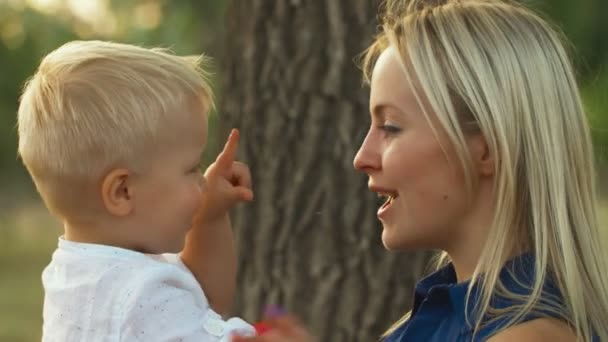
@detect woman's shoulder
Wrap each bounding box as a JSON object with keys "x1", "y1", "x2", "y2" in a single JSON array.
[
  {"x1": 383, "y1": 253, "x2": 573, "y2": 342},
  {"x1": 487, "y1": 317, "x2": 576, "y2": 342},
  {"x1": 470, "y1": 253, "x2": 570, "y2": 340}
]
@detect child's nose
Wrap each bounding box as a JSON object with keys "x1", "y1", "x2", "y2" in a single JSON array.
[{"x1": 198, "y1": 174, "x2": 206, "y2": 192}]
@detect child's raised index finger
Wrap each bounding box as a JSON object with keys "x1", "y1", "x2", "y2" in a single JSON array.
[{"x1": 216, "y1": 128, "x2": 240, "y2": 168}]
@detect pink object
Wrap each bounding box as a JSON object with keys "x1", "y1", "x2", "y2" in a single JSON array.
[{"x1": 254, "y1": 321, "x2": 272, "y2": 335}]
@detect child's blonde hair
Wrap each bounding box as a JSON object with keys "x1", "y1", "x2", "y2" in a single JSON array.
[
  {"x1": 361, "y1": 0, "x2": 608, "y2": 341},
  {"x1": 18, "y1": 40, "x2": 213, "y2": 220}
]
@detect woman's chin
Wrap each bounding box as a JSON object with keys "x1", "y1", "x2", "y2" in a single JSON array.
[
  {"x1": 381, "y1": 229, "x2": 403, "y2": 251},
  {"x1": 381, "y1": 227, "x2": 427, "y2": 251}
]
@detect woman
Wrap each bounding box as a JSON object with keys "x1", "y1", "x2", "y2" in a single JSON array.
[{"x1": 234, "y1": 0, "x2": 608, "y2": 340}]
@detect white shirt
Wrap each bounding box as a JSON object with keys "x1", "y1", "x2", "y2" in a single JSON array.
[{"x1": 42, "y1": 238, "x2": 254, "y2": 341}]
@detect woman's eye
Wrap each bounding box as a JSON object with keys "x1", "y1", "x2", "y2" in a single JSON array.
[{"x1": 379, "y1": 123, "x2": 402, "y2": 134}]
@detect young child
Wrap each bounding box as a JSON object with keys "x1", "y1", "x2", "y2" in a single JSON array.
[
  {"x1": 234, "y1": 0, "x2": 608, "y2": 341},
  {"x1": 17, "y1": 40, "x2": 255, "y2": 341}
]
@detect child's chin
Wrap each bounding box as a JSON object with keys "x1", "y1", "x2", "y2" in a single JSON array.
[
  {"x1": 166, "y1": 243, "x2": 185, "y2": 254},
  {"x1": 151, "y1": 240, "x2": 185, "y2": 254}
]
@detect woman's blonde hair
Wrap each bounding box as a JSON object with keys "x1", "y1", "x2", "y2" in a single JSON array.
[
  {"x1": 361, "y1": 0, "x2": 608, "y2": 340},
  {"x1": 18, "y1": 40, "x2": 213, "y2": 220}
]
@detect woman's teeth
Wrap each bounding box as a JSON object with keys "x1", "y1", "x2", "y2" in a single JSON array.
[{"x1": 381, "y1": 195, "x2": 394, "y2": 208}]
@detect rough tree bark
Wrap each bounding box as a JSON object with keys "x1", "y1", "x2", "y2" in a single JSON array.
[{"x1": 220, "y1": 1, "x2": 431, "y2": 341}]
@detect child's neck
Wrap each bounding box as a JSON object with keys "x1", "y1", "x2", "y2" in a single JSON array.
[{"x1": 63, "y1": 217, "x2": 141, "y2": 252}]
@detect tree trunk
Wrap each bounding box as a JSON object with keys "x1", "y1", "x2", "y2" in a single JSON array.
[{"x1": 220, "y1": 1, "x2": 431, "y2": 341}]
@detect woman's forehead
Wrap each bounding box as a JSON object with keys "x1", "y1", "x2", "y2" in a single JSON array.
[{"x1": 370, "y1": 47, "x2": 418, "y2": 111}]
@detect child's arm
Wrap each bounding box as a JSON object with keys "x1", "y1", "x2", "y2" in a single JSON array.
[
  {"x1": 181, "y1": 129, "x2": 253, "y2": 316},
  {"x1": 182, "y1": 214, "x2": 237, "y2": 316},
  {"x1": 120, "y1": 263, "x2": 255, "y2": 340}
]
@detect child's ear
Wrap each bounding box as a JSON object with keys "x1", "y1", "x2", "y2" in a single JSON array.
[
  {"x1": 469, "y1": 134, "x2": 494, "y2": 177},
  {"x1": 101, "y1": 168, "x2": 134, "y2": 216}
]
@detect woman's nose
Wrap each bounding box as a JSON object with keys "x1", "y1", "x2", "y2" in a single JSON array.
[{"x1": 353, "y1": 132, "x2": 381, "y2": 173}]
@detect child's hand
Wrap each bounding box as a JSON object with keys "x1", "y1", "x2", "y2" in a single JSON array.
[
  {"x1": 197, "y1": 129, "x2": 253, "y2": 223},
  {"x1": 232, "y1": 315, "x2": 316, "y2": 342},
  {"x1": 183, "y1": 129, "x2": 251, "y2": 314}
]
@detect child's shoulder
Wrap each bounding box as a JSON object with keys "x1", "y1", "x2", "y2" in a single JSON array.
[
  {"x1": 43, "y1": 239, "x2": 210, "y2": 318},
  {"x1": 45, "y1": 238, "x2": 198, "y2": 293},
  {"x1": 41, "y1": 240, "x2": 246, "y2": 340}
]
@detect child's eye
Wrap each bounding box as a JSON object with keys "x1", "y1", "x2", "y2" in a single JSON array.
[{"x1": 189, "y1": 163, "x2": 202, "y2": 173}]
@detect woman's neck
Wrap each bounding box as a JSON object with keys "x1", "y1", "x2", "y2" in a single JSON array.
[{"x1": 444, "y1": 177, "x2": 497, "y2": 282}]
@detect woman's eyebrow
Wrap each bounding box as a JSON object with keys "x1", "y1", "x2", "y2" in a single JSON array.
[
  {"x1": 370, "y1": 103, "x2": 407, "y2": 119},
  {"x1": 370, "y1": 103, "x2": 391, "y2": 118}
]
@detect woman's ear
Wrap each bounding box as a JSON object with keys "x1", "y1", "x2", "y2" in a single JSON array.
[
  {"x1": 101, "y1": 168, "x2": 134, "y2": 216},
  {"x1": 469, "y1": 134, "x2": 494, "y2": 177}
]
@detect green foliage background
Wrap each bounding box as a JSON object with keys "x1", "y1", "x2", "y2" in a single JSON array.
[{"x1": 0, "y1": 0, "x2": 605, "y2": 341}]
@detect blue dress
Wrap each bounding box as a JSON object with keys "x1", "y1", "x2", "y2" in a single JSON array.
[{"x1": 383, "y1": 253, "x2": 580, "y2": 341}]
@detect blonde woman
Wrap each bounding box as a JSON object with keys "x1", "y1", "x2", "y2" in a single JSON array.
[{"x1": 234, "y1": 0, "x2": 607, "y2": 341}]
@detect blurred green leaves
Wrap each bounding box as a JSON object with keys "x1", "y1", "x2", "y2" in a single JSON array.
[
  {"x1": 0, "y1": 0, "x2": 226, "y2": 181},
  {"x1": 0, "y1": 0, "x2": 606, "y2": 182}
]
